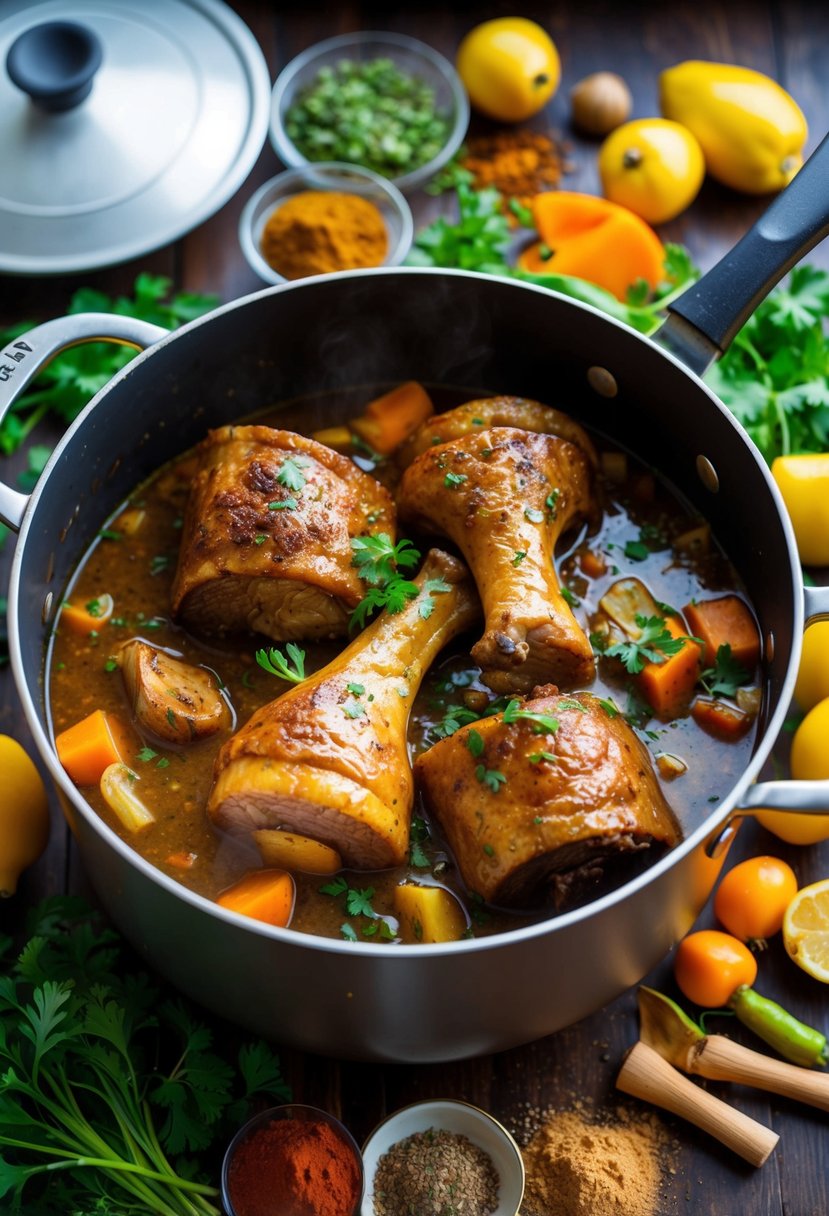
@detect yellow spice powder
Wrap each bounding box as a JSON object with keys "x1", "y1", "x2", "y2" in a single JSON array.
[{"x1": 260, "y1": 190, "x2": 388, "y2": 280}]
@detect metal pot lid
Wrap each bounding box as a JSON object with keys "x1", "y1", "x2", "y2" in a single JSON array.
[{"x1": 0, "y1": 0, "x2": 271, "y2": 275}]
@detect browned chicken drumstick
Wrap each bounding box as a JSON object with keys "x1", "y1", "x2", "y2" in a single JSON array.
[
  {"x1": 208, "y1": 551, "x2": 479, "y2": 869},
  {"x1": 398, "y1": 426, "x2": 595, "y2": 694},
  {"x1": 416, "y1": 686, "x2": 681, "y2": 909},
  {"x1": 396, "y1": 394, "x2": 598, "y2": 468},
  {"x1": 171, "y1": 425, "x2": 394, "y2": 641}
]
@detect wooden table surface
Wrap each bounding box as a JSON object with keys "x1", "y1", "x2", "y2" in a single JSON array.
[{"x1": 2, "y1": 3, "x2": 829, "y2": 1215}]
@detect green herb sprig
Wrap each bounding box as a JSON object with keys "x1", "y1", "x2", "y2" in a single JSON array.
[
  {"x1": 0, "y1": 897, "x2": 289, "y2": 1215},
  {"x1": 349, "y1": 534, "x2": 422, "y2": 629},
  {"x1": 699, "y1": 643, "x2": 751, "y2": 697},
  {"x1": 604, "y1": 615, "x2": 693, "y2": 675},
  {"x1": 255, "y1": 643, "x2": 306, "y2": 683}
]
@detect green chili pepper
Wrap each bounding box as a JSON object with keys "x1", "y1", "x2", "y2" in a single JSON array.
[{"x1": 730, "y1": 984, "x2": 828, "y2": 1068}]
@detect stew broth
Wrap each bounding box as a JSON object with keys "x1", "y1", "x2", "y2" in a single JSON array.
[{"x1": 47, "y1": 385, "x2": 759, "y2": 942}]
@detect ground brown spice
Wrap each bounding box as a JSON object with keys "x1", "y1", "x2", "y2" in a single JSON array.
[
  {"x1": 373, "y1": 1127, "x2": 499, "y2": 1216},
  {"x1": 260, "y1": 190, "x2": 388, "y2": 280},
  {"x1": 519, "y1": 1106, "x2": 668, "y2": 1216},
  {"x1": 460, "y1": 130, "x2": 573, "y2": 211}
]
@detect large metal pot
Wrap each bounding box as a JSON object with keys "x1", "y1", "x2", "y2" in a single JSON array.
[{"x1": 3, "y1": 141, "x2": 829, "y2": 1063}]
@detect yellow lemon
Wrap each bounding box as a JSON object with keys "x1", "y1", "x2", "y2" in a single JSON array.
[
  {"x1": 456, "y1": 18, "x2": 560, "y2": 123},
  {"x1": 598, "y1": 118, "x2": 705, "y2": 224},
  {"x1": 756, "y1": 697, "x2": 829, "y2": 845},
  {"x1": 783, "y1": 879, "x2": 829, "y2": 983},
  {"x1": 0, "y1": 734, "x2": 50, "y2": 896},
  {"x1": 794, "y1": 621, "x2": 829, "y2": 713}
]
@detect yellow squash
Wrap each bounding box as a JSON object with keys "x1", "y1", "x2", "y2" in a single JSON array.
[
  {"x1": 0, "y1": 734, "x2": 50, "y2": 896},
  {"x1": 659, "y1": 60, "x2": 807, "y2": 193},
  {"x1": 456, "y1": 17, "x2": 560, "y2": 123}
]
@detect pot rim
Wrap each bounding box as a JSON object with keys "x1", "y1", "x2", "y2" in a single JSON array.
[{"x1": 7, "y1": 266, "x2": 806, "y2": 957}]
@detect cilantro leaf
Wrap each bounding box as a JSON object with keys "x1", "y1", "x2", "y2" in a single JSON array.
[
  {"x1": 351, "y1": 533, "x2": 420, "y2": 585},
  {"x1": 276, "y1": 455, "x2": 310, "y2": 492},
  {"x1": 255, "y1": 643, "x2": 306, "y2": 683},
  {"x1": 605, "y1": 614, "x2": 690, "y2": 674},
  {"x1": 502, "y1": 699, "x2": 560, "y2": 736},
  {"x1": 699, "y1": 643, "x2": 751, "y2": 697}
]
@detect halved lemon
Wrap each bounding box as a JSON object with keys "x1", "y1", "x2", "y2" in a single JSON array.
[{"x1": 782, "y1": 879, "x2": 829, "y2": 983}]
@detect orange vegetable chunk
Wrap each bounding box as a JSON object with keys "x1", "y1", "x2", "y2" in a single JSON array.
[
  {"x1": 683, "y1": 595, "x2": 761, "y2": 670},
  {"x1": 692, "y1": 697, "x2": 752, "y2": 741},
  {"x1": 522, "y1": 192, "x2": 666, "y2": 301},
  {"x1": 59, "y1": 593, "x2": 114, "y2": 636},
  {"x1": 55, "y1": 709, "x2": 134, "y2": 786},
  {"x1": 217, "y1": 869, "x2": 295, "y2": 928},
  {"x1": 637, "y1": 616, "x2": 702, "y2": 719},
  {"x1": 350, "y1": 381, "x2": 434, "y2": 455}
]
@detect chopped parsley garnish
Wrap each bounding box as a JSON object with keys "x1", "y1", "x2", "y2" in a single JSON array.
[
  {"x1": 597, "y1": 697, "x2": 620, "y2": 718},
  {"x1": 545, "y1": 489, "x2": 560, "y2": 518},
  {"x1": 418, "y1": 576, "x2": 452, "y2": 620},
  {"x1": 98, "y1": 528, "x2": 122, "y2": 541},
  {"x1": 342, "y1": 684, "x2": 367, "y2": 718},
  {"x1": 346, "y1": 682, "x2": 365, "y2": 696},
  {"x1": 349, "y1": 533, "x2": 421, "y2": 629},
  {"x1": 444, "y1": 471, "x2": 468, "y2": 489},
  {"x1": 149, "y1": 554, "x2": 172, "y2": 576},
  {"x1": 512, "y1": 550, "x2": 527, "y2": 566},
  {"x1": 465, "y1": 729, "x2": 485, "y2": 758},
  {"x1": 502, "y1": 699, "x2": 560, "y2": 736},
  {"x1": 561, "y1": 586, "x2": 580, "y2": 609},
  {"x1": 699, "y1": 643, "x2": 751, "y2": 697},
  {"x1": 254, "y1": 534, "x2": 268, "y2": 545},
  {"x1": 351, "y1": 533, "x2": 419, "y2": 585},
  {"x1": 430, "y1": 704, "x2": 481, "y2": 742},
  {"x1": 104, "y1": 657, "x2": 118, "y2": 673},
  {"x1": 623, "y1": 539, "x2": 649, "y2": 562},
  {"x1": 557, "y1": 698, "x2": 587, "y2": 712},
  {"x1": 409, "y1": 817, "x2": 431, "y2": 869},
  {"x1": 604, "y1": 614, "x2": 690, "y2": 674},
  {"x1": 85, "y1": 598, "x2": 103, "y2": 617},
  {"x1": 255, "y1": 642, "x2": 306, "y2": 683},
  {"x1": 136, "y1": 746, "x2": 158, "y2": 763},
  {"x1": 476, "y1": 766, "x2": 507, "y2": 793},
  {"x1": 267, "y1": 497, "x2": 298, "y2": 511},
  {"x1": 276, "y1": 455, "x2": 310, "y2": 492},
  {"x1": 524, "y1": 507, "x2": 545, "y2": 523},
  {"x1": 529, "y1": 751, "x2": 557, "y2": 765}
]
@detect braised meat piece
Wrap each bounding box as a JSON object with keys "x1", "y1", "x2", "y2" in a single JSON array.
[
  {"x1": 416, "y1": 686, "x2": 681, "y2": 909},
  {"x1": 398, "y1": 426, "x2": 595, "y2": 693},
  {"x1": 171, "y1": 425, "x2": 394, "y2": 641},
  {"x1": 396, "y1": 395, "x2": 597, "y2": 468},
  {"x1": 118, "y1": 640, "x2": 232, "y2": 743},
  {"x1": 208, "y1": 551, "x2": 479, "y2": 869}
]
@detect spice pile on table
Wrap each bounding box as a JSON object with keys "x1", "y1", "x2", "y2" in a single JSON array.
[
  {"x1": 260, "y1": 190, "x2": 389, "y2": 279},
  {"x1": 518, "y1": 1105, "x2": 670, "y2": 1216},
  {"x1": 372, "y1": 1127, "x2": 500, "y2": 1216},
  {"x1": 459, "y1": 129, "x2": 572, "y2": 210}
]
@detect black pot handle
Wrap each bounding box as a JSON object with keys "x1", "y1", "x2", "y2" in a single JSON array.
[{"x1": 656, "y1": 131, "x2": 829, "y2": 376}]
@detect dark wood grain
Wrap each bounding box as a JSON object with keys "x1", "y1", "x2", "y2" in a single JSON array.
[{"x1": 2, "y1": 4, "x2": 828, "y2": 1214}]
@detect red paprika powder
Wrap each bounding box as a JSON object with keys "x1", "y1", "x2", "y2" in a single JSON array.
[{"x1": 226, "y1": 1113, "x2": 362, "y2": 1216}]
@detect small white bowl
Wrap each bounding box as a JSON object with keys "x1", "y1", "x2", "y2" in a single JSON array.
[
  {"x1": 270, "y1": 31, "x2": 469, "y2": 193},
  {"x1": 238, "y1": 162, "x2": 414, "y2": 285},
  {"x1": 361, "y1": 1099, "x2": 525, "y2": 1216}
]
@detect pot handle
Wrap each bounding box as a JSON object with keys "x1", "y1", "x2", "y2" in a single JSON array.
[
  {"x1": 705, "y1": 581, "x2": 829, "y2": 851},
  {"x1": 655, "y1": 131, "x2": 829, "y2": 376},
  {"x1": 0, "y1": 313, "x2": 168, "y2": 532}
]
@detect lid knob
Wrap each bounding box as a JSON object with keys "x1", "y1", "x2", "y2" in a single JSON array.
[{"x1": 7, "y1": 20, "x2": 103, "y2": 112}]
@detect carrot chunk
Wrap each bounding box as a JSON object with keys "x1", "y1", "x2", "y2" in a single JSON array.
[
  {"x1": 350, "y1": 381, "x2": 433, "y2": 455},
  {"x1": 55, "y1": 709, "x2": 134, "y2": 786},
  {"x1": 683, "y1": 596, "x2": 761, "y2": 669},
  {"x1": 59, "y1": 593, "x2": 114, "y2": 635},
  {"x1": 637, "y1": 616, "x2": 702, "y2": 719},
  {"x1": 217, "y1": 869, "x2": 295, "y2": 928},
  {"x1": 692, "y1": 697, "x2": 752, "y2": 741}
]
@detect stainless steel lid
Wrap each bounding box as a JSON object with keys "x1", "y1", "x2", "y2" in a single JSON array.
[{"x1": 0, "y1": 0, "x2": 271, "y2": 275}]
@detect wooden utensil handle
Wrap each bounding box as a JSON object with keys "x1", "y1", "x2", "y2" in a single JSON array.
[
  {"x1": 692, "y1": 1035, "x2": 829, "y2": 1112},
  {"x1": 616, "y1": 1041, "x2": 779, "y2": 1168}
]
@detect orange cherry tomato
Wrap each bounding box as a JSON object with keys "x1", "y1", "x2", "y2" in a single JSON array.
[
  {"x1": 674, "y1": 929, "x2": 758, "y2": 1008},
  {"x1": 713, "y1": 855, "x2": 798, "y2": 941}
]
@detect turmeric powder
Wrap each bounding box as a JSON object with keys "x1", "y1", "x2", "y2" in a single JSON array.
[{"x1": 260, "y1": 190, "x2": 388, "y2": 280}]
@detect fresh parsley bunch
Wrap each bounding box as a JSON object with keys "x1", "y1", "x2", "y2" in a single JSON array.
[
  {"x1": 704, "y1": 265, "x2": 829, "y2": 463},
  {"x1": 0, "y1": 897, "x2": 290, "y2": 1215},
  {"x1": 0, "y1": 275, "x2": 218, "y2": 459}
]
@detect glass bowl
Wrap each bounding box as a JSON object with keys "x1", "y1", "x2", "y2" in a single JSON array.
[
  {"x1": 361, "y1": 1099, "x2": 525, "y2": 1216},
  {"x1": 269, "y1": 31, "x2": 470, "y2": 193},
  {"x1": 222, "y1": 1103, "x2": 364, "y2": 1216},
  {"x1": 238, "y1": 162, "x2": 413, "y2": 285}
]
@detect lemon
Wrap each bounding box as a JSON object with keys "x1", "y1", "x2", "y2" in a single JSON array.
[
  {"x1": 783, "y1": 879, "x2": 829, "y2": 983},
  {"x1": 598, "y1": 118, "x2": 705, "y2": 224},
  {"x1": 0, "y1": 734, "x2": 50, "y2": 896},
  {"x1": 456, "y1": 18, "x2": 560, "y2": 123}
]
